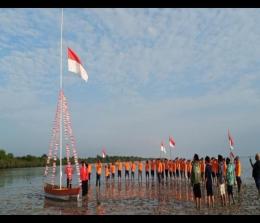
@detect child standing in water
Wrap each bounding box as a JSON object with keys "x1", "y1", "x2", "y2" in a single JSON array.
[{"x1": 65, "y1": 161, "x2": 73, "y2": 188}]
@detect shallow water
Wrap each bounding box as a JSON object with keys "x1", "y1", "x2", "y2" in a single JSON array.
[{"x1": 0, "y1": 157, "x2": 259, "y2": 215}]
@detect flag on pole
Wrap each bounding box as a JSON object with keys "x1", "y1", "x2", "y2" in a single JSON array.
[
  {"x1": 102, "y1": 149, "x2": 106, "y2": 158},
  {"x1": 169, "y1": 136, "x2": 175, "y2": 148},
  {"x1": 160, "y1": 141, "x2": 166, "y2": 154},
  {"x1": 228, "y1": 129, "x2": 234, "y2": 150},
  {"x1": 67, "y1": 48, "x2": 88, "y2": 82},
  {"x1": 230, "y1": 151, "x2": 235, "y2": 159}
]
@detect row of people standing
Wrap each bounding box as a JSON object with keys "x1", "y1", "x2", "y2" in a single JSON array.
[{"x1": 65, "y1": 156, "x2": 243, "y2": 197}]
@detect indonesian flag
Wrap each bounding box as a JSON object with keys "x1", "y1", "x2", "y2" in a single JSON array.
[
  {"x1": 230, "y1": 151, "x2": 235, "y2": 159},
  {"x1": 169, "y1": 136, "x2": 175, "y2": 148},
  {"x1": 102, "y1": 149, "x2": 106, "y2": 158},
  {"x1": 160, "y1": 141, "x2": 166, "y2": 154},
  {"x1": 228, "y1": 129, "x2": 234, "y2": 150},
  {"x1": 68, "y1": 48, "x2": 88, "y2": 82}
]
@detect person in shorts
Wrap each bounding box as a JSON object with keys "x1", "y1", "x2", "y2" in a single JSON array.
[{"x1": 226, "y1": 158, "x2": 235, "y2": 205}]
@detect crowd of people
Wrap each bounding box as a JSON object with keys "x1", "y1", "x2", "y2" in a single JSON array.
[{"x1": 65, "y1": 152, "x2": 260, "y2": 209}]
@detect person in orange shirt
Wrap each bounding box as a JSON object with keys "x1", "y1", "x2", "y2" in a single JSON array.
[
  {"x1": 172, "y1": 160, "x2": 176, "y2": 179},
  {"x1": 138, "y1": 160, "x2": 143, "y2": 182},
  {"x1": 156, "y1": 159, "x2": 159, "y2": 180},
  {"x1": 145, "y1": 160, "x2": 150, "y2": 182},
  {"x1": 108, "y1": 163, "x2": 111, "y2": 179},
  {"x1": 157, "y1": 159, "x2": 163, "y2": 184},
  {"x1": 125, "y1": 161, "x2": 130, "y2": 180},
  {"x1": 234, "y1": 156, "x2": 242, "y2": 193},
  {"x1": 96, "y1": 159, "x2": 102, "y2": 187},
  {"x1": 65, "y1": 161, "x2": 73, "y2": 188},
  {"x1": 88, "y1": 163, "x2": 92, "y2": 183},
  {"x1": 165, "y1": 159, "x2": 169, "y2": 181},
  {"x1": 169, "y1": 160, "x2": 173, "y2": 180},
  {"x1": 176, "y1": 158, "x2": 181, "y2": 179},
  {"x1": 105, "y1": 164, "x2": 110, "y2": 182},
  {"x1": 131, "y1": 161, "x2": 136, "y2": 180},
  {"x1": 117, "y1": 160, "x2": 123, "y2": 181},
  {"x1": 183, "y1": 159, "x2": 187, "y2": 180},
  {"x1": 161, "y1": 160, "x2": 165, "y2": 181},
  {"x1": 111, "y1": 162, "x2": 116, "y2": 180},
  {"x1": 180, "y1": 159, "x2": 183, "y2": 179},
  {"x1": 151, "y1": 160, "x2": 155, "y2": 181}
]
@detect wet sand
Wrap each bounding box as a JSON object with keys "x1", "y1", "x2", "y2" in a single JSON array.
[
  {"x1": 42, "y1": 178, "x2": 260, "y2": 215},
  {"x1": 1, "y1": 166, "x2": 259, "y2": 215}
]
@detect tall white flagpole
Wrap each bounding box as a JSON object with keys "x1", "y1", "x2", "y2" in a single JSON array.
[{"x1": 59, "y1": 8, "x2": 64, "y2": 189}]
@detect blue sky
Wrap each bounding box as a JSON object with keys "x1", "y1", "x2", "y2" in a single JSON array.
[{"x1": 0, "y1": 8, "x2": 260, "y2": 159}]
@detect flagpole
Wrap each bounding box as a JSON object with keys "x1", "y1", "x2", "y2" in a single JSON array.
[{"x1": 59, "y1": 8, "x2": 64, "y2": 189}]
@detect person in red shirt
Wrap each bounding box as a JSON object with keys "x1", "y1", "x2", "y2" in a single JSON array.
[
  {"x1": 65, "y1": 161, "x2": 73, "y2": 188},
  {"x1": 80, "y1": 161, "x2": 89, "y2": 196}
]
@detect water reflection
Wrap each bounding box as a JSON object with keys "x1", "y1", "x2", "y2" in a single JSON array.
[{"x1": 0, "y1": 161, "x2": 259, "y2": 214}]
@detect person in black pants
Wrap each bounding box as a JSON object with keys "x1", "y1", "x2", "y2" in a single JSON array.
[
  {"x1": 205, "y1": 156, "x2": 214, "y2": 208},
  {"x1": 80, "y1": 161, "x2": 89, "y2": 196},
  {"x1": 250, "y1": 153, "x2": 260, "y2": 199}
]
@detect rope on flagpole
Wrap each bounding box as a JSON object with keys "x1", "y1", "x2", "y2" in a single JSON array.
[{"x1": 59, "y1": 8, "x2": 64, "y2": 189}]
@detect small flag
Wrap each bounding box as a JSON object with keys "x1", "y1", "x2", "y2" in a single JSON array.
[
  {"x1": 230, "y1": 151, "x2": 235, "y2": 158},
  {"x1": 228, "y1": 129, "x2": 234, "y2": 150},
  {"x1": 160, "y1": 141, "x2": 166, "y2": 154},
  {"x1": 68, "y1": 48, "x2": 88, "y2": 82},
  {"x1": 102, "y1": 149, "x2": 106, "y2": 158},
  {"x1": 169, "y1": 136, "x2": 175, "y2": 148}
]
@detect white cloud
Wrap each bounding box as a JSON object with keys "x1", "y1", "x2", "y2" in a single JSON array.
[{"x1": 0, "y1": 9, "x2": 260, "y2": 158}]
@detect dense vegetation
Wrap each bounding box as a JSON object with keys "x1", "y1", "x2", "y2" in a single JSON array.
[
  {"x1": 0, "y1": 149, "x2": 47, "y2": 169},
  {"x1": 0, "y1": 149, "x2": 149, "y2": 169}
]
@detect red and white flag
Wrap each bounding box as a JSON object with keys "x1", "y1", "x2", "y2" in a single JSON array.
[
  {"x1": 228, "y1": 129, "x2": 234, "y2": 150},
  {"x1": 169, "y1": 136, "x2": 175, "y2": 148},
  {"x1": 160, "y1": 141, "x2": 166, "y2": 154},
  {"x1": 102, "y1": 149, "x2": 106, "y2": 158},
  {"x1": 68, "y1": 48, "x2": 88, "y2": 82},
  {"x1": 230, "y1": 151, "x2": 235, "y2": 159}
]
